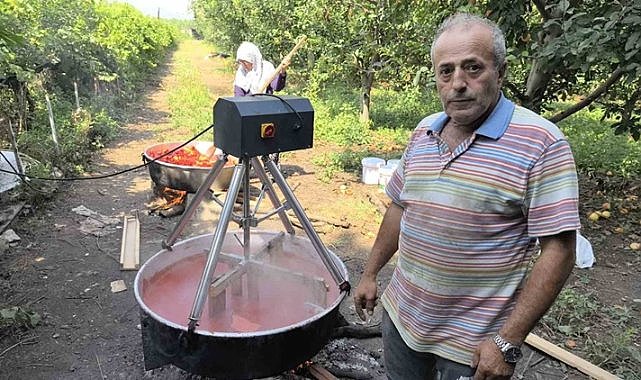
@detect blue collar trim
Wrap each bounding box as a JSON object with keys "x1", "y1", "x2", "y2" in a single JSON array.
[{"x1": 427, "y1": 93, "x2": 515, "y2": 139}]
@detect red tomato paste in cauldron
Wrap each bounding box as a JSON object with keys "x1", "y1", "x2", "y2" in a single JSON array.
[{"x1": 158, "y1": 146, "x2": 217, "y2": 167}]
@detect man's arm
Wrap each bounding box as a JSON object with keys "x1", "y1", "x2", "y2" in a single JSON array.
[
  {"x1": 472, "y1": 230, "x2": 576, "y2": 379},
  {"x1": 353, "y1": 202, "x2": 403, "y2": 321}
]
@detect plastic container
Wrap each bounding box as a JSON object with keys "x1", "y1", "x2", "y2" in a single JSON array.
[
  {"x1": 361, "y1": 157, "x2": 385, "y2": 185},
  {"x1": 378, "y1": 164, "x2": 396, "y2": 188},
  {"x1": 387, "y1": 159, "x2": 401, "y2": 169}
]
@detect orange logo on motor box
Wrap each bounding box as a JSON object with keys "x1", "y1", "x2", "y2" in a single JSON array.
[{"x1": 261, "y1": 123, "x2": 275, "y2": 138}]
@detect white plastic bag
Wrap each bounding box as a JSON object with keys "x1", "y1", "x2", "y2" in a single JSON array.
[{"x1": 575, "y1": 233, "x2": 595, "y2": 268}]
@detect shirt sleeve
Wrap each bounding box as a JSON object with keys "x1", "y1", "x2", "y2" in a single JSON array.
[
  {"x1": 385, "y1": 127, "x2": 425, "y2": 207},
  {"x1": 234, "y1": 85, "x2": 248, "y2": 97},
  {"x1": 525, "y1": 139, "x2": 581, "y2": 237},
  {"x1": 271, "y1": 72, "x2": 286, "y2": 92}
]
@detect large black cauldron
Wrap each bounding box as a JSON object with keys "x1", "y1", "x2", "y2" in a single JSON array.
[{"x1": 134, "y1": 231, "x2": 348, "y2": 379}]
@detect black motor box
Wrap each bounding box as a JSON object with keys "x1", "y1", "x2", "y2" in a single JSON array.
[{"x1": 213, "y1": 96, "x2": 314, "y2": 157}]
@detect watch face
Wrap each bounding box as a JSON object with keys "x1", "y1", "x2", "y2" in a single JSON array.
[{"x1": 504, "y1": 347, "x2": 523, "y2": 364}]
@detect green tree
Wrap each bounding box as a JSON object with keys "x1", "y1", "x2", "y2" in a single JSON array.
[
  {"x1": 193, "y1": 0, "x2": 449, "y2": 121},
  {"x1": 296, "y1": 0, "x2": 447, "y2": 122},
  {"x1": 0, "y1": 0, "x2": 177, "y2": 174},
  {"x1": 468, "y1": 0, "x2": 641, "y2": 137},
  {"x1": 193, "y1": 0, "x2": 640, "y2": 136}
]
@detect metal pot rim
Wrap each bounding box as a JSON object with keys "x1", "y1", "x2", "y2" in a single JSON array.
[{"x1": 134, "y1": 231, "x2": 348, "y2": 338}]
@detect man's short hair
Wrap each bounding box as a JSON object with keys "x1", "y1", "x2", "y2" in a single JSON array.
[{"x1": 430, "y1": 13, "x2": 507, "y2": 71}]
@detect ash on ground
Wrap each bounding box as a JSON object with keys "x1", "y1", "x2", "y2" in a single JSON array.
[{"x1": 312, "y1": 338, "x2": 386, "y2": 380}]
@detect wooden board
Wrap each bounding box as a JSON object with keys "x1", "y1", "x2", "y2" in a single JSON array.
[
  {"x1": 308, "y1": 363, "x2": 337, "y2": 380},
  {"x1": 525, "y1": 333, "x2": 621, "y2": 380},
  {"x1": 119, "y1": 214, "x2": 140, "y2": 270}
]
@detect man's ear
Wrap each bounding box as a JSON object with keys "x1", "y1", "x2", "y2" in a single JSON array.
[
  {"x1": 497, "y1": 62, "x2": 507, "y2": 85},
  {"x1": 498, "y1": 62, "x2": 507, "y2": 80}
]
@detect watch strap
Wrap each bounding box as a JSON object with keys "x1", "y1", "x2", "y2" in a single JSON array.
[{"x1": 493, "y1": 334, "x2": 514, "y2": 352}]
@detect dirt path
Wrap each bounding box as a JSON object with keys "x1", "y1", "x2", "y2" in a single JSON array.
[
  {"x1": 0, "y1": 39, "x2": 382, "y2": 380},
  {"x1": 1, "y1": 39, "x2": 633, "y2": 380}
]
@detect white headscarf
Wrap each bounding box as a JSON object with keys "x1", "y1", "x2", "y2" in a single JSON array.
[{"x1": 234, "y1": 42, "x2": 276, "y2": 94}]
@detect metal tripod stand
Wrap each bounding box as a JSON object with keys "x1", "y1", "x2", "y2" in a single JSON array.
[{"x1": 161, "y1": 153, "x2": 350, "y2": 332}]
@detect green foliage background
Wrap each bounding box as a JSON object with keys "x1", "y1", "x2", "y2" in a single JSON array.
[
  {"x1": 192, "y1": 0, "x2": 641, "y2": 136},
  {"x1": 0, "y1": 0, "x2": 178, "y2": 183}
]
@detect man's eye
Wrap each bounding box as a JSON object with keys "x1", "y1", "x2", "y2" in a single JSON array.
[
  {"x1": 439, "y1": 67, "x2": 453, "y2": 76},
  {"x1": 466, "y1": 64, "x2": 481, "y2": 73}
]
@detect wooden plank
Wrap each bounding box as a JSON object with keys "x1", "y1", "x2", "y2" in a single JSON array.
[
  {"x1": 251, "y1": 231, "x2": 285, "y2": 260},
  {"x1": 209, "y1": 263, "x2": 247, "y2": 298},
  {"x1": 308, "y1": 363, "x2": 337, "y2": 380},
  {"x1": 525, "y1": 333, "x2": 621, "y2": 380},
  {"x1": 119, "y1": 213, "x2": 140, "y2": 270}
]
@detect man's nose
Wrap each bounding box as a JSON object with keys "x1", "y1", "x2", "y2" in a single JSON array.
[{"x1": 452, "y1": 68, "x2": 467, "y2": 92}]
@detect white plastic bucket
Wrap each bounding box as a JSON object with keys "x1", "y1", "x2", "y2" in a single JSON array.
[
  {"x1": 386, "y1": 159, "x2": 401, "y2": 169},
  {"x1": 361, "y1": 157, "x2": 385, "y2": 185},
  {"x1": 378, "y1": 164, "x2": 396, "y2": 188}
]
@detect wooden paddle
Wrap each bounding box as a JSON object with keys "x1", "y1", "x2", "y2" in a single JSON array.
[{"x1": 258, "y1": 35, "x2": 308, "y2": 94}]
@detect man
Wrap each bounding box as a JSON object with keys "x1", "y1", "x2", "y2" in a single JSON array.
[{"x1": 353, "y1": 13, "x2": 580, "y2": 380}]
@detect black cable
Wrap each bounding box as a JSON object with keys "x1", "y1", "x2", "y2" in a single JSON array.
[
  {"x1": 251, "y1": 93, "x2": 305, "y2": 130},
  {"x1": 0, "y1": 124, "x2": 214, "y2": 182},
  {"x1": 0, "y1": 150, "x2": 48, "y2": 193},
  {"x1": 0, "y1": 150, "x2": 21, "y2": 177}
]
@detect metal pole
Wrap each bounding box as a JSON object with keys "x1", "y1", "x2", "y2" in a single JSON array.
[
  {"x1": 242, "y1": 158, "x2": 251, "y2": 261},
  {"x1": 162, "y1": 157, "x2": 228, "y2": 249},
  {"x1": 44, "y1": 93, "x2": 60, "y2": 153},
  {"x1": 6, "y1": 120, "x2": 24, "y2": 175},
  {"x1": 264, "y1": 159, "x2": 349, "y2": 291},
  {"x1": 187, "y1": 162, "x2": 246, "y2": 332},
  {"x1": 250, "y1": 156, "x2": 295, "y2": 234}
]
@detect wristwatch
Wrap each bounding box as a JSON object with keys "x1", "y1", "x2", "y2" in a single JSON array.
[{"x1": 493, "y1": 334, "x2": 523, "y2": 364}]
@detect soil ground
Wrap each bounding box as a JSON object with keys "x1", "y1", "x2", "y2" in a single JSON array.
[{"x1": 0, "y1": 39, "x2": 639, "y2": 380}]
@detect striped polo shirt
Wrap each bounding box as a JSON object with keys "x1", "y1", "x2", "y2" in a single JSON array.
[{"x1": 380, "y1": 94, "x2": 581, "y2": 365}]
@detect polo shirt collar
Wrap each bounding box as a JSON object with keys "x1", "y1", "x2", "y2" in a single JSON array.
[{"x1": 427, "y1": 93, "x2": 515, "y2": 140}]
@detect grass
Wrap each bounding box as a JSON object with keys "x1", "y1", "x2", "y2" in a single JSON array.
[
  {"x1": 310, "y1": 86, "x2": 641, "y2": 182},
  {"x1": 308, "y1": 85, "x2": 439, "y2": 182},
  {"x1": 555, "y1": 107, "x2": 641, "y2": 177},
  {"x1": 166, "y1": 40, "x2": 217, "y2": 137},
  {"x1": 542, "y1": 288, "x2": 641, "y2": 379}
]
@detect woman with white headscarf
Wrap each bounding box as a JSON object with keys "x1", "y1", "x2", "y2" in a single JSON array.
[{"x1": 234, "y1": 42, "x2": 287, "y2": 96}]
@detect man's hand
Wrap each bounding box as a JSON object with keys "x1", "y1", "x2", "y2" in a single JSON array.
[
  {"x1": 471, "y1": 338, "x2": 515, "y2": 380},
  {"x1": 353, "y1": 203, "x2": 403, "y2": 321},
  {"x1": 353, "y1": 274, "x2": 378, "y2": 321}
]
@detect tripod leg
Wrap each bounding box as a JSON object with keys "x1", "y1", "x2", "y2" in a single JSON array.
[
  {"x1": 264, "y1": 159, "x2": 350, "y2": 292},
  {"x1": 187, "y1": 162, "x2": 246, "y2": 332},
  {"x1": 250, "y1": 157, "x2": 295, "y2": 234},
  {"x1": 163, "y1": 158, "x2": 228, "y2": 249},
  {"x1": 242, "y1": 159, "x2": 251, "y2": 261}
]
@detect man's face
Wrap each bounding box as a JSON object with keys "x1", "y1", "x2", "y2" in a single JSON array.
[{"x1": 433, "y1": 24, "x2": 504, "y2": 128}]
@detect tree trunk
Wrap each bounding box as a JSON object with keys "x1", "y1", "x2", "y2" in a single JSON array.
[
  {"x1": 360, "y1": 71, "x2": 374, "y2": 123},
  {"x1": 359, "y1": 53, "x2": 379, "y2": 123},
  {"x1": 523, "y1": 2, "x2": 563, "y2": 112},
  {"x1": 523, "y1": 58, "x2": 551, "y2": 112}
]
